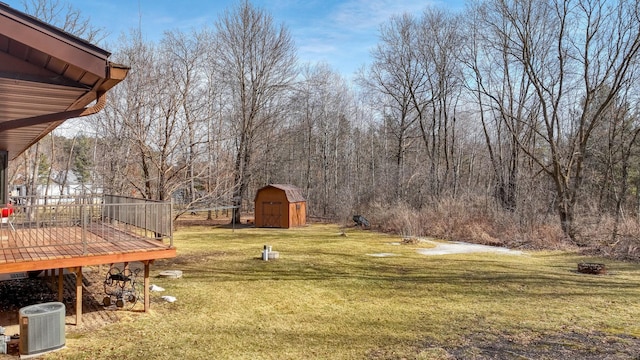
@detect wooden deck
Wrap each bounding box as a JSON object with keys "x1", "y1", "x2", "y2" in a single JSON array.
[
  {"x1": 0, "y1": 223, "x2": 176, "y2": 274},
  {"x1": 0, "y1": 196, "x2": 176, "y2": 325}
]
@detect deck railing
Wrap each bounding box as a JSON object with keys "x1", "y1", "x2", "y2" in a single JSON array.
[{"x1": 0, "y1": 194, "x2": 173, "y2": 251}]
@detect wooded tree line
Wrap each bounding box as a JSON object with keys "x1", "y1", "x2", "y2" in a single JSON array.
[{"x1": 10, "y1": 0, "x2": 640, "y2": 253}]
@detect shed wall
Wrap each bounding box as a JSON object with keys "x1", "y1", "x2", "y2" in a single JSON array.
[{"x1": 288, "y1": 202, "x2": 306, "y2": 227}]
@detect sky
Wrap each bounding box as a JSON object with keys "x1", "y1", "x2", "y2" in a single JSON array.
[{"x1": 3, "y1": 0, "x2": 465, "y2": 79}]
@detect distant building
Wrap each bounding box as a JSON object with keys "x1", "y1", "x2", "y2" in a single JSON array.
[{"x1": 10, "y1": 171, "x2": 101, "y2": 204}]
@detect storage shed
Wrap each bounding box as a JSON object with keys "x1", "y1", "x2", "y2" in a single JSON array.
[{"x1": 254, "y1": 184, "x2": 306, "y2": 228}]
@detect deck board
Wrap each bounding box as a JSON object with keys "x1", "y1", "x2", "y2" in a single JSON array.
[{"x1": 0, "y1": 224, "x2": 176, "y2": 273}]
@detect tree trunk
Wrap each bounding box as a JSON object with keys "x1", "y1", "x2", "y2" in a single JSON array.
[{"x1": 557, "y1": 200, "x2": 576, "y2": 242}]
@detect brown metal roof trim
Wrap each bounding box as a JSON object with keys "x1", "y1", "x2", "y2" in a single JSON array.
[{"x1": 0, "y1": 2, "x2": 111, "y2": 59}]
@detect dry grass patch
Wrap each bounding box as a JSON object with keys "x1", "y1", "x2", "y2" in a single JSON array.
[{"x1": 39, "y1": 224, "x2": 640, "y2": 360}]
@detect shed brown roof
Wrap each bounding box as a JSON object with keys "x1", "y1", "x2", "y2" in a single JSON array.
[
  {"x1": 259, "y1": 184, "x2": 306, "y2": 203},
  {"x1": 0, "y1": 2, "x2": 129, "y2": 159}
]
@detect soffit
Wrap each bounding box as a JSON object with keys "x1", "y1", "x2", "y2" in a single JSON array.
[{"x1": 0, "y1": 3, "x2": 128, "y2": 159}]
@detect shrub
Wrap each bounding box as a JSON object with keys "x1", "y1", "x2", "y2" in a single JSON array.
[{"x1": 365, "y1": 195, "x2": 568, "y2": 250}]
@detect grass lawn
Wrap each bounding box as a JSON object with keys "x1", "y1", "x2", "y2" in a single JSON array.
[{"x1": 46, "y1": 223, "x2": 640, "y2": 359}]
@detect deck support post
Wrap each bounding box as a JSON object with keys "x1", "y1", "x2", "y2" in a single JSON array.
[
  {"x1": 58, "y1": 268, "x2": 64, "y2": 301},
  {"x1": 144, "y1": 261, "x2": 150, "y2": 312},
  {"x1": 75, "y1": 266, "x2": 83, "y2": 326}
]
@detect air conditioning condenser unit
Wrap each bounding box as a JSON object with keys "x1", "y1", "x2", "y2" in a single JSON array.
[{"x1": 19, "y1": 302, "x2": 65, "y2": 356}]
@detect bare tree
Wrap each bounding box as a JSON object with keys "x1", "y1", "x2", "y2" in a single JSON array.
[
  {"x1": 20, "y1": 0, "x2": 107, "y2": 43},
  {"x1": 583, "y1": 86, "x2": 640, "y2": 245},
  {"x1": 474, "y1": 0, "x2": 640, "y2": 242},
  {"x1": 416, "y1": 8, "x2": 465, "y2": 198},
  {"x1": 92, "y1": 30, "x2": 182, "y2": 201},
  {"x1": 360, "y1": 8, "x2": 466, "y2": 205},
  {"x1": 93, "y1": 28, "x2": 217, "y2": 205},
  {"x1": 359, "y1": 13, "x2": 428, "y2": 203},
  {"x1": 463, "y1": 1, "x2": 538, "y2": 211},
  {"x1": 282, "y1": 63, "x2": 357, "y2": 218},
  {"x1": 161, "y1": 29, "x2": 233, "y2": 213},
  {"x1": 212, "y1": 0, "x2": 297, "y2": 223}
]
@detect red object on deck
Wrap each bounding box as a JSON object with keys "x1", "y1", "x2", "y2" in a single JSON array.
[{"x1": 1, "y1": 204, "x2": 14, "y2": 217}]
